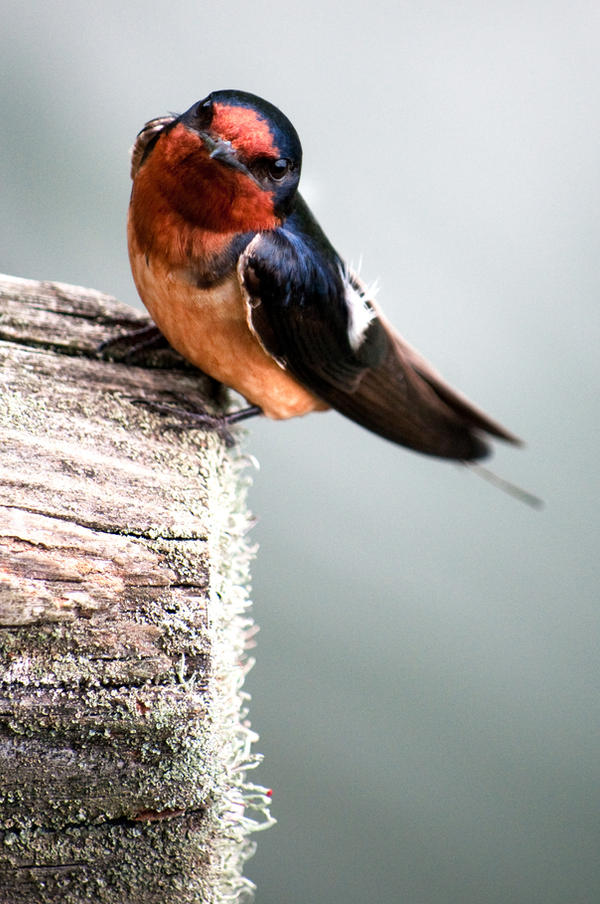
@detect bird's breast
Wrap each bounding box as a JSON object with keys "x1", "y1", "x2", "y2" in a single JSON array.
[{"x1": 127, "y1": 215, "x2": 327, "y2": 419}]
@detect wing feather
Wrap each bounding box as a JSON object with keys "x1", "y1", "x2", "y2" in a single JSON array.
[{"x1": 238, "y1": 219, "x2": 517, "y2": 461}]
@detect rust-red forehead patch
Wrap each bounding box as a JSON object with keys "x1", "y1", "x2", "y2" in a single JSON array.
[{"x1": 211, "y1": 103, "x2": 279, "y2": 158}]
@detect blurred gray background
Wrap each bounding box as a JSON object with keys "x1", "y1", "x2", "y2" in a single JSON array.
[{"x1": 2, "y1": 1, "x2": 599, "y2": 901}]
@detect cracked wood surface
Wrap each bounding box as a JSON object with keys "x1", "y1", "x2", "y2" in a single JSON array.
[{"x1": 0, "y1": 274, "x2": 257, "y2": 903}]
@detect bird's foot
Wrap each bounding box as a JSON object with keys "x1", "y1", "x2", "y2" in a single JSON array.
[
  {"x1": 98, "y1": 323, "x2": 169, "y2": 363},
  {"x1": 131, "y1": 398, "x2": 262, "y2": 447}
]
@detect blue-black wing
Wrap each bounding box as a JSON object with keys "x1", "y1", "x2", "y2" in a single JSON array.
[{"x1": 239, "y1": 196, "x2": 519, "y2": 460}]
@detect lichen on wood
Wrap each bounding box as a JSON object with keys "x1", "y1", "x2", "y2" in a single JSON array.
[{"x1": 0, "y1": 274, "x2": 272, "y2": 903}]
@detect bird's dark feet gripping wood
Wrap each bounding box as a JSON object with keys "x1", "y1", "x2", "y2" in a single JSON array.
[
  {"x1": 130, "y1": 397, "x2": 262, "y2": 447},
  {"x1": 97, "y1": 323, "x2": 169, "y2": 362}
]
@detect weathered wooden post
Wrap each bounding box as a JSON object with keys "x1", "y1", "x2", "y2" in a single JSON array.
[{"x1": 0, "y1": 274, "x2": 271, "y2": 903}]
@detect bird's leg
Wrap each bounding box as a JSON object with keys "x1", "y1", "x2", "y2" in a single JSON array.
[
  {"x1": 130, "y1": 397, "x2": 263, "y2": 447},
  {"x1": 219, "y1": 405, "x2": 263, "y2": 425},
  {"x1": 98, "y1": 323, "x2": 169, "y2": 362}
]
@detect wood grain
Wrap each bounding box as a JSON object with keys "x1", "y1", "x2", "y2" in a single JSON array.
[{"x1": 0, "y1": 275, "x2": 268, "y2": 903}]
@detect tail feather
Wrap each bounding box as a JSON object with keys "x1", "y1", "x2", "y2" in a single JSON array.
[{"x1": 324, "y1": 317, "x2": 519, "y2": 461}]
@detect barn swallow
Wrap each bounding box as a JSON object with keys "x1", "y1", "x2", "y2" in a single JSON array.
[{"x1": 126, "y1": 89, "x2": 521, "y2": 461}]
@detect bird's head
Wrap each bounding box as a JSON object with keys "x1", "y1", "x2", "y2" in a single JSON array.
[{"x1": 135, "y1": 90, "x2": 302, "y2": 233}]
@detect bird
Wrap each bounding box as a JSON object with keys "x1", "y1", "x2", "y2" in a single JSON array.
[{"x1": 126, "y1": 89, "x2": 521, "y2": 462}]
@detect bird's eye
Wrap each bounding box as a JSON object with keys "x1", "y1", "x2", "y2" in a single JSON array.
[{"x1": 267, "y1": 158, "x2": 290, "y2": 181}]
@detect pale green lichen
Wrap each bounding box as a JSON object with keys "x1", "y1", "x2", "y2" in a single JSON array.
[
  {"x1": 2, "y1": 313, "x2": 271, "y2": 900},
  {"x1": 199, "y1": 437, "x2": 275, "y2": 903}
]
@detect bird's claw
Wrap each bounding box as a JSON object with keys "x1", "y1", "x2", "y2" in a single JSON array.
[
  {"x1": 130, "y1": 398, "x2": 262, "y2": 447},
  {"x1": 98, "y1": 324, "x2": 168, "y2": 362}
]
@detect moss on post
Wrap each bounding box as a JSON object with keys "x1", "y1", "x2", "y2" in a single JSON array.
[{"x1": 0, "y1": 274, "x2": 272, "y2": 903}]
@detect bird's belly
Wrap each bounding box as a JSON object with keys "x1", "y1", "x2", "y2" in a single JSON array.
[{"x1": 128, "y1": 244, "x2": 327, "y2": 419}]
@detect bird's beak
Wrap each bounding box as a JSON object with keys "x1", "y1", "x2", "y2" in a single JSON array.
[{"x1": 198, "y1": 131, "x2": 256, "y2": 181}]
